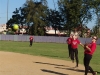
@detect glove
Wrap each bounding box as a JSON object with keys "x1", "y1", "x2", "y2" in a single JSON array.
[{"x1": 84, "y1": 43, "x2": 89, "y2": 49}]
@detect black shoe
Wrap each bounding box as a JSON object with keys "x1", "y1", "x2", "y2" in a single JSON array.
[
  {"x1": 93, "y1": 72, "x2": 97, "y2": 75},
  {"x1": 72, "y1": 60, "x2": 74, "y2": 63},
  {"x1": 74, "y1": 65, "x2": 78, "y2": 68},
  {"x1": 29, "y1": 45, "x2": 32, "y2": 47}
]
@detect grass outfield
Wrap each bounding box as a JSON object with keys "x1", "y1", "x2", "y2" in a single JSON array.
[{"x1": 0, "y1": 41, "x2": 100, "y2": 74}]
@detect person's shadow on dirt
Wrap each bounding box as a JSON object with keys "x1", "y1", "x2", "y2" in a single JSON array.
[
  {"x1": 41, "y1": 69, "x2": 68, "y2": 75},
  {"x1": 34, "y1": 61, "x2": 69, "y2": 67},
  {"x1": 55, "y1": 67, "x2": 85, "y2": 73},
  {"x1": 34, "y1": 61, "x2": 69, "y2": 75},
  {"x1": 34, "y1": 61, "x2": 84, "y2": 75}
]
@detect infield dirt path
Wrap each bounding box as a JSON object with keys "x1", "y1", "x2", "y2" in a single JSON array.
[{"x1": 0, "y1": 51, "x2": 91, "y2": 75}]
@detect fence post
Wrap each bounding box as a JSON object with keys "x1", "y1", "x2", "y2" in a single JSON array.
[{"x1": 14, "y1": 35, "x2": 18, "y2": 41}]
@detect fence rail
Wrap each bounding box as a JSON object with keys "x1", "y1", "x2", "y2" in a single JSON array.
[{"x1": 0, "y1": 35, "x2": 100, "y2": 44}]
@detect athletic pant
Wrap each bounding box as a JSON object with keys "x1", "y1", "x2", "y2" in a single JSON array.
[
  {"x1": 84, "y1": 54, "x2": 94, "y2": 75},
  {"x1": 68, "y1": 44, "x2": 72, "y2": 57},
  {"x1": 30, "y1": 40, "x2": 33, "y2": 46},
  {"x1": 71, "y1": 48, "x2": 78, "y2": 67}
]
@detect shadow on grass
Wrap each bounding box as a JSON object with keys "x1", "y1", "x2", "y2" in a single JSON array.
[
  {"x1": 97, "y1": 71, "x2": 100, "y2": 74},
  {"x1": 41, "y1": 69, "x2": 68, "y2": 75},
  {"x1": 34, "y1": 61, "x2": 69, "y2": 67}
]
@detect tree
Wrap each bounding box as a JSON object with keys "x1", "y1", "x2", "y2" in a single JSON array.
[
  {"x1": 91, "y1": 14, "x2": 100, "y2": 37},
  {"x1": 58, "y1": 0, "x2": 100, "y2": 36},
  {"x1": 46, "y1": 9, "x2": 64, "y2": 36},
  {"x1": 7, "y1": 0, "x2": 48, "y2": 35},
  {"x1": 24, "y1": 0, "x2": 48, "y2": 35}
]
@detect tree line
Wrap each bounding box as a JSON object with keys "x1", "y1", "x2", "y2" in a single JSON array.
[{"x1": 6, "y1": 0, "x2": 100, "y2": 37}]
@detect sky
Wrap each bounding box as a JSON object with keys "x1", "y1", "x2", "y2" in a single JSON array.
[{"x1": 0, "y1": 0, "x2": 96, "y2": 29}]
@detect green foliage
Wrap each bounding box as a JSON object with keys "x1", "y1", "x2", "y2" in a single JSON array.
[
  {"x1": 7, "y1": 0, "x2": 48, "y2": 36},
  {"x1": 24, "y1": 0, "x2": 48, "y2": 35},
  {"x1": 58, "y1": 0, "x2": 100, "y2": 30},
  {"x1": 6, "y1": 0, "x2": 100, "y2": 36},
  {"x1": 7, "y1": 31, "x2": 15, "y2": 35},
  {"x1": 46, "y1": 9, "x2": 65, "y2": 35}
]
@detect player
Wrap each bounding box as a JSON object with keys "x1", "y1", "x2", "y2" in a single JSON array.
[
  {"x1": 66, "y1": 34, "x2": 73, "y2": 58},
  {"x1": 70, "y1": 34, "x2": 84, "y2": 67},
  {"x1": 84, "y1": 36, "x2": 98, "y2": 75},
  {"x1": 29, "y1": 35, "x2": 34, "y2": 47}
]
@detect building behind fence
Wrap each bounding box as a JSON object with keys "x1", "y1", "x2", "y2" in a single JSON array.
[{"x1": 0, "y1": 35, "x2": 100, "y2": 44}]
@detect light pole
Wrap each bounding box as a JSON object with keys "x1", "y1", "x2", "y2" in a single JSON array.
[
  {"x1": 53, "y1": 0, "x2": 57, "y2": 36},
  {"x1": 7, "y1": 0, "x2": 9, "y2": 23}
]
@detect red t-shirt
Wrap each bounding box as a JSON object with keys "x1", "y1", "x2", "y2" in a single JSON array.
[
  {"x1": 66, "y1": 37, "x2": 72, "y2": 45},
  {"x1": 71, "y1": 39, "x2": 80, "y2": 49},
  {"x1": 29, "y1": 36, "x2": 33, "y2": 41},
  {"x1": 84, "y1": 42, "x2": 96, "y2": 55}
]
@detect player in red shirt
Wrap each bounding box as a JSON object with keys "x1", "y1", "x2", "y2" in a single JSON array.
[
  {"x1": 66, "y1": 34, "x2": 73, "y2": 58},
  {"x1": 71, "y1": 34, "x2": 83, "y2": 67},
  {"x1": 29, "y1": 35, "x2": 34, "y2": 47},
  {"x1": 84, "y1": 36, "x2": 98, "y2": 75}
]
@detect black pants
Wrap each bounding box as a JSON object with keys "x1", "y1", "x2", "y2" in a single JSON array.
[
  {"x1": 84, "y1": 54, "x2": 94, "y2": 75},
  {"x1": 68, "y1": 44, "x2": 72, "y2": 57},
  {"x1": 71, "y1": 48, "x2": 78, "y2": 67},
  {"x1": 30, "y1": 40, "x2": 33, "y2": 46}
]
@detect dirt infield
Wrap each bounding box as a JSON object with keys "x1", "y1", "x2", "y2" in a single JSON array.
[{"x1": 0, "y1": 51, "x2": 92, "y2": 75}]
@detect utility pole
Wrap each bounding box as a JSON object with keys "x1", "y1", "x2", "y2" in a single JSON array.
[
  {"x1": 7, "y1": 0, "x2": 9, "y2": 23},
  {"x1": 53, "y1": 0, "x2": 57, "y2": 36}
]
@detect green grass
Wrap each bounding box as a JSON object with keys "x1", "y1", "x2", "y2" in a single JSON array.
[{"x1": 0, "y1": 41, "x2": 100, "y2": 75}]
